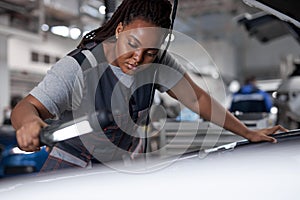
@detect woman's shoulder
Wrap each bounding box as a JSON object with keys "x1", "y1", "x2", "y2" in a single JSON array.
[
  {"x1": 155, "y1": 51, "x2": 186, "y2": 75},
  {"x1": 66, "y1": 43, "x2": 106, "y2": 70}
]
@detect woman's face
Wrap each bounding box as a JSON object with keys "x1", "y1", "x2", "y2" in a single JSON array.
[{"x1": 113, "y1": 19, "x2": 165, "y2": 75}]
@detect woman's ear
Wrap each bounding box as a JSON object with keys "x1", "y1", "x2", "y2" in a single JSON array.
[{"x1": 115, "y1": 22, "x2": 123, "y2": 39}]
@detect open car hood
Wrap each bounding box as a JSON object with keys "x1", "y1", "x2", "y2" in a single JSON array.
[
  {"x1": 239, "y1": 0, "x2": 300, "y2": 44},
  {"x1": 243, "y1": 0, "x2": 300, "y2": 28}
]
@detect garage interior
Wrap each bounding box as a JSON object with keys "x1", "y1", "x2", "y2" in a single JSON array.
[{"x1": 0, "y1": 0, "x2": 300, "y2": 176}]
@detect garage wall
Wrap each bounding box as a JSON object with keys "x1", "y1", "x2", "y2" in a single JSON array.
[
  {"x1": 244, "y1": 35, "x2": 300, "y2": 79},
  {"x1": 7, "y1": 33, "x2": 78, "y2": 97},
  {"x1": 202, "y1": 39, "x2": 237, "y2": 81},
  {"x1": 8, "y1": 34, "x2": 77, "y2": 74},
  {"x1": 168, "y1": 36, "x2": 237, "y2": 82}
]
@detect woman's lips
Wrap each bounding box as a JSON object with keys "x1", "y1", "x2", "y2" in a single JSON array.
[{"x1": 127, "y1": 63, "x2": 137, "y2": 70}]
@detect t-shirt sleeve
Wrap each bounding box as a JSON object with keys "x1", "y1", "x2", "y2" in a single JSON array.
[
  {"x1": 30, "y1": 56, "x2": 84, "y2": 117},
  {"x1": 156, "y1": 52, "x2": 186, "y2": 93}
]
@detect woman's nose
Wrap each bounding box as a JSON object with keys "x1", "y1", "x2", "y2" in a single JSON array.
[{"x1": 132, "y1": 49, "x2": 144, "y2": 64}]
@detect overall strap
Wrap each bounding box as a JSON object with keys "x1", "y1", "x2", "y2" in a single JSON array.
[{"x1": 67, "y1": 42, "x2": 107, "y2": 72}]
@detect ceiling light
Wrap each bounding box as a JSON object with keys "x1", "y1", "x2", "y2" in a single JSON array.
[
  {"x1": 270, "y1": 106, "x2": 278, "y2": 114},
  {"x1": 229, "y1": 80, "x2": 240, "y2": 93},
  {"x1": 51, "y1": 26, "x2": 69, "y2": 37},
  {"x1": 70, "y1": 27, "x2": 82, "y2": 40},
  {"x1": 212, "y1": 72, "x2": 220, "y2": 79},
  {"x1": 41, "y1": 24, "x2": 49, "y2": 32},
  {"x1": 81, "y1": 4, "x2": 101, "y2": 18},
  {"x1": 99, "y1": 5, "x2": 106, "y2": 15}
]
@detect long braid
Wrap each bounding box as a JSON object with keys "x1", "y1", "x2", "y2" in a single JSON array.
[{"x1": 78, "y1": 0, "x2": 172, "y2": 49}]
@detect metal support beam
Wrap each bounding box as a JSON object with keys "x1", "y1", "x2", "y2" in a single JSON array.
[
  {"x1": 104, "y1": 0, "x2": 116, "y2": 22},
  {"x1": 38, "y1": 0, "x2": 46, "y2": 37},
  {"x1": 0, "y1": 34, "x2": 10, "y2": 124}
]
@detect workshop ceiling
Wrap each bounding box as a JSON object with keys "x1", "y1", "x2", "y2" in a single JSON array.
[
  {"x1": 177, "y1": 0, "x2": 246, "y2": 18},
  {"x1": 0, "y1": 0, "x2": 260, "y2": 39}
]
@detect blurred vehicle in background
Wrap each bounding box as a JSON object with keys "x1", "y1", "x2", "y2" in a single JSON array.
[
  {"x1": 0, "y1": 125, "x2": 48, "y2": 178},
  {"x1": 239, "y1": 0, "x2": 300, "y2": 129},
  {"x1": 275, "y1": 60, "x2": 300, "y2": 129},
  {"x1": 230, "y1": 75, "x2": 273, "y2": 113}
]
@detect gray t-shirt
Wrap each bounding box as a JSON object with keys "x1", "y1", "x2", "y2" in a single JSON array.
[{"x1": 30, "y1": 50, "x2": 185, "y2": 118}]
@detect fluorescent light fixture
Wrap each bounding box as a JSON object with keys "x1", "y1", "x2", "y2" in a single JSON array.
[
  {"x1": 51, "y1": 25, "x2": 69, "y2": 37},
  {"x1": 50, "y1": 26, "x2": 82, "y2": 40}
]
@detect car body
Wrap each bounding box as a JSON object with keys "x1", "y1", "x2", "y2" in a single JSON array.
[{"x1": 0, "y1": 131, "x2": 300, "y2": 200}]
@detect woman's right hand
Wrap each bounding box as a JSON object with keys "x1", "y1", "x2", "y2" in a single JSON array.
[{"x1": 16, "y1": 117, "x2": 48, "y2": 152}]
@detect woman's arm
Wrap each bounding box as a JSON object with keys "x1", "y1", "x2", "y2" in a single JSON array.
[
  {"x1": 11, "y1": 55, "x2": 84, "y2": 152},
  {"x1": 167, "y1": 73, "x2": 287, "y2": 142},
  {"x1": 11, "y1": 94, "x2": 54, "y2": 152}
]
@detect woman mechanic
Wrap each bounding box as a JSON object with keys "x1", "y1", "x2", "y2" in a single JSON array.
[{"x1": 11, "y1": 0, "x2": 286, "y2": 171}]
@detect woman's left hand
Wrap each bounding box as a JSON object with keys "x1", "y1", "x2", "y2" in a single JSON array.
[{"x1": 246, "y1": 125, "x2": 288, "y2": 143}]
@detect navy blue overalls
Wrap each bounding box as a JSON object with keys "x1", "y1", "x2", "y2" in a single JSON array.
[{"x1": 40, "y1": 42, "x2": 157, "y2": 171}]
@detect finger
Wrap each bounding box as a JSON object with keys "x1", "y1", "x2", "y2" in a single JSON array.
[
  {"x1": 19, "y1": 131, "x2": 31, "y2": 150},
  {"x1": 264, "y1": 135, "x2": 277, "y2": 143},
  {"x1": 32, "y1": 138, "x2": 41, "y2": 151},
  {"x1": 274, "y1": 125, "x2": 289, "y2": 132},
  {"x1": 262, "y1": 129, "x2": 278, "y2": 136},
  {"x1": 30, "y1": 125, "x2": 42, "y2": 138},
  {"x1": 20, "y1": 134, "x2": 36, "y2": 152},
  {"x1": 269, "y1": 125, "x2": 288, "y2": 134},
  {"x1": 24, "y1": 135, "x2": 41, "y2": 151},
  {"x1": 40, "y1": 121, "x2": 49, "y2": 128},
  {"x1": 266, "y1": 125, "x2": 288, "y2": 135},
  {"x1": 16, "y1": 130, "x2": 24, "y2": 148},
  {"x1": 18, "y1": 144, "x2": 33, "y2": 152},
  {"x1": 27, "y1": 145, "x2": 40, "y2": 152}
]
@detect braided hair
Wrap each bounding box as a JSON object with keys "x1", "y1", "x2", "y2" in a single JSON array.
[{"x1": 78, "y1": 0, "x2": 172, "y2": 49}]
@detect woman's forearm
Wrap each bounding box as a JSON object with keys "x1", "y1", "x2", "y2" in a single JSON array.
[
  {"x1": 195, "y1": 92, "x2": 251, "y2": 139},
  {"x1": 11, "y1": 95, "x2": 53, "y2": 130}
]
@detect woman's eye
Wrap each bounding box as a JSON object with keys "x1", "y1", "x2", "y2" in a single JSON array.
[
  {"x1": 145, "y1": 51, "x2": 158, "y2": 57},
  {"x1": 146, "y1": 52, "x2": 156, "y2": 57},
  {"x1": 128, "y1": 42, "x2": 138, "y2": 49}
]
